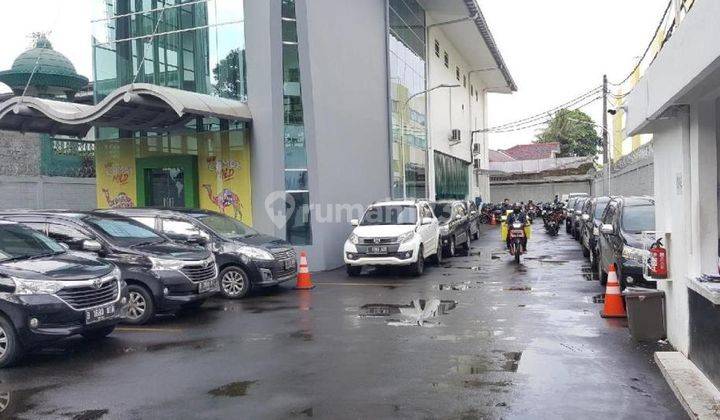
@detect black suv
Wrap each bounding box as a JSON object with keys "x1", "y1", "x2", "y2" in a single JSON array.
[
  {"x1": 579, "y1": 196, "x2": 611, "y2": 268},
  {"x1": 461, "y1": 200, "x2": 481, "y2": 240},
  {"x1": 596, "y1": 197, "x2": 656, "y2": 288},
  {"x1": 104, "y1": 208, "x2": 297, "y2": 299},
  {"x1": 0, "y1": 211, "x2": 218, "y2": 324},
  {"x1": 571, "y1": 197, "x2": 588, "y2": 240},
  {"x1": 0, "y1": 221, "x2": 128, "y2": 367},
  {"x1": 431, "y1": 201, "x2": 471, "y2": 257}
]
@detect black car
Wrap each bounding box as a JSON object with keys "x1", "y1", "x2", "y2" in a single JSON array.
[
  {"x1": 565, "y1": 197, "x2": 578, "y2": 233},
  {"x1": 571, "y1": 198, "x2": 589, "y2": 240},
  {"x1": 461, "y1": 200, "x2": 481, "y2": 240},
  {"x1": 579, "y1": 196, "x2": 611, "y2": 268},
  {"x1": 0, "y1": 221, "x2": 128, "y2": 367},
  {"x1": 0, "y1": 211, "x2": 218, "y2": 325},
  {"x1": 431, "y1": 201, "x2": 471, "y2": 257},
  {"x1": 596, "y1": 197, "x2": 656, "y2": 288},
  {"x1": 104, "y1": 208, "x2": 297, "y2": 299}
]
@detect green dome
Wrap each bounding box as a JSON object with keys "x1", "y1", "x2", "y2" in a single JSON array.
[{"x1": 0, "y1": 34, "x2": 89, "y2": 97}]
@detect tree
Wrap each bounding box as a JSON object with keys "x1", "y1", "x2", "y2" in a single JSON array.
[
  {"x1": 536, "y1": 108, "x2": 602, "y2": 158},
  {"x1": 212, "y1": 49, "x2": 246, "y2": 100}
]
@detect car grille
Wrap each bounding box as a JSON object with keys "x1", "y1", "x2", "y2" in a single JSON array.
[
  {"x1": 272, "y1": 249, "x2": 296, "y2": 260},
  {"x1": 56, "y1": 278, "x2": 119, "y2": 310},
  {"x1": 181, "y1": 261, "x2": 217, "y2": 283},
  {"x1": 360, "y1": 237, "x2": 397, "y2": 245}
]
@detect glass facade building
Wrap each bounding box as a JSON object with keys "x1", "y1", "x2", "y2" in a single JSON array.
[
  {"x1": 282, "y1": 0, "x2": 312, "y2": 245},
  {"x1": 388, "y1": 0, "x2": 427, "y2": 199}
]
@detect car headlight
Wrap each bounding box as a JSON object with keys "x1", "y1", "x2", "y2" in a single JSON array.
[
  {"x1": 622, "y1": 246, "x2": 648, "y2": 264},
  {"x1": 12, "y1": 278, "x2": 65, "y2": 295},
  {"x1": 149, "y1": 257, "x2": 187, "y2": 271},
  {"x1": 232, "y1": 245, "x2": 274, "y2": 261},
  {"x1": 397, "y1": 231, "x2": 416, "y2": 244},
  {"x1": 439, "y1": 225, "x2": 449, "y2": 235},
  {"x1": 348, "y1": 232, "x2": 359, "y2": 245}
]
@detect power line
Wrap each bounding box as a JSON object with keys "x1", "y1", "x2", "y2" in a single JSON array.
[{"x1": 486, "y1": 95, "x2": 603, "y2": 133}]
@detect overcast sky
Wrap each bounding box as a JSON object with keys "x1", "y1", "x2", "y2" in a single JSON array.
[{"x1": 0, "y1": 0, "x2": 668, "y2": 151}]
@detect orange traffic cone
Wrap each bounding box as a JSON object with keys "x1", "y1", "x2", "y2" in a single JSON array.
[
  {"x1": 294, "y1": 251, "x2": 315, "y2": 290},
  {"x1": 491, "y1": 214, "x2": 497, "y2": 225},
  {"x1": 601, "y1": 264, "x2": 626, "y2": 318}
]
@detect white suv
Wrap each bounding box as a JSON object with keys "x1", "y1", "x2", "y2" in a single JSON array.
[{"x1": 343, "y1": 200, "x2": 441, "y2": 276}]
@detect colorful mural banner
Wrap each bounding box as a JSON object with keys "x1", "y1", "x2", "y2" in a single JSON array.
[{"x1": 95, "y1": 140, "x2": 137, "y2": 209}]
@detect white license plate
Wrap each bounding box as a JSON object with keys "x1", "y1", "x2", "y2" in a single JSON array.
[
  {"x1": 510, "y1": 231, "x2": 524, "y2": 238},
  {"x1": 283, "y1": 259, "x2": 295, "y2": 270},
  {"x1": 198, "y1": 279, "x2": 219, "y2": 294},
  {"x1": 85, "y1": 303, "x2": 116, "y2": 325},
  {"x1": 369, "y1": 246, "x2": 388, "y2": 254}
]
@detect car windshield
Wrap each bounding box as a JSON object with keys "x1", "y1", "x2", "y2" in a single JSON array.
[
  {"x1": 83, "y1": 216, "x2": 163, "y2": 246},
  {"x1": 594, "y1": 200, "x2": 610, "y2": 219},
  {"x1": 196, "y1": 214, "x2": 258, "y2": 239},
  {"x1": 0, "y1": 224, "x2": 65, "y2": 262},
  {"x1": 432, "y1": 203, "x2": 453, "y2": 223},
  {"x1": 622, "y1": 205, "x2": 655, "y2": 233},
  {"x1": 361, "y1": 205, "x2": 417, "y2": 226}
]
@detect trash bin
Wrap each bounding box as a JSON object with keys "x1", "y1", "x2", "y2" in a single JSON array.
[{"x1": 623, "y1": 287, "x2": 666, "y2": 342}]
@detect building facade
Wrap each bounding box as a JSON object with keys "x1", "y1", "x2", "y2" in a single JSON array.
[{"x1": 0, "y1": 0, "x2": 514, "y2": 270}]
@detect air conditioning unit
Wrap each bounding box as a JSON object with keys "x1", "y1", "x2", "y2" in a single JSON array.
[
  {"x1": 472, "y1": 143, "x2": 482, "y2": 155},
  {"x1": 449, "y1": 129, "x2": 461, "y2": 144}
]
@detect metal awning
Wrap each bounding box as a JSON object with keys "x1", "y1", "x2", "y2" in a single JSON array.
[{"x1": 0, "y1": 83, "x2": 252, "y2": 137}]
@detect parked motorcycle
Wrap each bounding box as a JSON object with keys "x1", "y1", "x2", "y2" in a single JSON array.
[{"x1": 543, "y1": 204, "x2": 565, "y2": 236}]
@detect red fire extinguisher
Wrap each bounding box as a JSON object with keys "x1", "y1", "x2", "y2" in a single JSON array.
[{"x1": 649, "y1": 238, "x2": 668, "y2": 279}]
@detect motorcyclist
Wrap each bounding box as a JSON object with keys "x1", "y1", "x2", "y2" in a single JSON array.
[
  {"x1": 506, "y1": 203, "x2": 528, "y2": 252},
  {"x1": 501, "y1": 198, "x2": 511, "y2": 212}
]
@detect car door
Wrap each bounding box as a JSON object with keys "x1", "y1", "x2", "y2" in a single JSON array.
[
  {"x1": 415, "y1": 205, "x2": 432, "y2": 256},
  {"x1": 598, "y1": 202, "x2": 616, "y2": 270},
  {"x1": 160, "y1": 218, "x2": 210, "y2": 244},
  {"x1": 454, "y1": 203, "x2": 468, "y2": 243},
  {"x1": 609, "y1": 203, "x2": 625, "y2": 268}
]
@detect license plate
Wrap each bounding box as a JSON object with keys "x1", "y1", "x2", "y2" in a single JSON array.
[
  {"x1": 283, "y1": 259, "x2": 295, "y2": 270},
  {"x1": 369, "y1": 246, "x2": 388, "y2": 254},
  {"x1": 198, "y1": 279, "x2": 219, "y2": 294},
  {"x1": 85, "y1": 303, "x2": 116, "y2": 325},
  {"x1": 510, "y1": 231, "x2": 524, "y2": 238}
]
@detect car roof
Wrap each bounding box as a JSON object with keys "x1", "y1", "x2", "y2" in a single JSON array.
[
  {"x1": 0, "y1": 210, "x2": 131, "y2": 220},
  {"x1": 620, "y1": 196, "x2": 655, "y2": 207},
  {"x1": 369, "y1": 200, "x2": 423, "y2": 207},
  {"x1": 0, "y1": 220, "x2": 17, "y2": 225}
]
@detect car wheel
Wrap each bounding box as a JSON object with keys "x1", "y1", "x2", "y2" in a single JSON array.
[
  {"x1": 125, "y1": 285, "x2": 155, "y2": 325},
  {"x1": 81, "y1": 325, "x2": 116, "y2": 340},
  {"x1": 409, "y1": 246, "x2": 425, "y2": 276},
  {"x1": 431, "y1": 238, "x2": 443, "y2": 265},
  {"x1": 582, "y1": 243, "x2": 590, "y2": 258},
  {"x1": 346, "y1": 264, "x2": 362, "y2": 277},
  {"x1": 219, "y1": 266, "x2": 252, "y2": 299},
  {"x1": 589, "y1": 249, "x2": 597, "y2": 269},
  {"x1": 464, "y1": 230, "x2": 471, "y2": 253},
  {"x1": 0, "y1": 316, "x2": 22, "y2": 368}
]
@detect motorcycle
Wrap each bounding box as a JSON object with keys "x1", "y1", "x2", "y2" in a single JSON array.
[
  {"x1": 508, "y1": 221, "x2": 527, "y2": 263},
  {"x1": 543, "y1": 205, "x2": 564, "y2": 236}
]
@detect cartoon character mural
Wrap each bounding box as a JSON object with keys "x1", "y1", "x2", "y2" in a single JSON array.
[
  {"x1": 95, "y1": 140, "x2": 138, "y2": 210},
  {"x1": 202, "y1": 184, "x2": 243, "y2": 220},
  {"x1": 102, "y1": 189, "x2": 135, "y2": 208}
]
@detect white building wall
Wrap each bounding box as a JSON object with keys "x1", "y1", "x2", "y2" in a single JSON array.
[{"x1": 426, "y1": 20, "x2": 488, "y2": 201}]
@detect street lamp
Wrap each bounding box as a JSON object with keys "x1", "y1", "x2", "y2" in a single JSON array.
[{"x1": 399, "y1": 83, "x2": 460, "y2": 199}]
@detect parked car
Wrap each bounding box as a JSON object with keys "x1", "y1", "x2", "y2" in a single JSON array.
[
  {"x1": 0, "y1": 221, "x2": 128, "y2": 367},
  {"x1": 432, "y1": 201, "x2": 472, "y2": 257},
  {"x1": 571, "y1": 197, "x2": 588, "y2": 239},
  {"x1": 343, "y1": 200, "x2": 441, "y2": 276},
  {"x1": 596, "y1": 196, "x2": 656, "y2": 288},
  {"x1": 104, "y1": 208, "x2": 297, "y2": 299},
  {"x1": 461, "y1": 200, "x2": 481, "y2": 240},
  {"x1": 0, "y1": 211, "x2": 218, "y2": 324},
  {"x1": 565, "y1": 197, "x2": 578, "y2": 233},
  {"x1": 580, "y1": 196, "x2": 611, "y2": 268}
]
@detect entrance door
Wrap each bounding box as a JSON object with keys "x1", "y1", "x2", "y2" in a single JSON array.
[
  {"x1": 136, "y1": 156, "x2": 199, "y2": 208},
  {"x1": 148, "y1": 167, "x2": 185, "y2": 207}
]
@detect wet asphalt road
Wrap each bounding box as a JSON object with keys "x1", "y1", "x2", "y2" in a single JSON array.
[{"x1": 0, "y1": 225, "x2": 686, "y2": 419}]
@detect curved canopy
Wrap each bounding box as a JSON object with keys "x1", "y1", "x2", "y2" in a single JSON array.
[{"x1": 0, "y1": 83, "x2": 252, "y2": 137}]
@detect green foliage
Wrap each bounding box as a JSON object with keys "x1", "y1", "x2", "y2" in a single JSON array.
[
  {"x1": 212, "y1": 49, "x2": 246, "y2": 100},
  {"x1": 536, "y1": 109, "x2": 602, "y2": 158}
]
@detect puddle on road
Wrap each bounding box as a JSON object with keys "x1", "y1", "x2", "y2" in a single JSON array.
[
  {"x1": 242, "y1": 305, "x2": 301, "y2": 314},
  {"x1": 505, "y1": 286, "x2": 532, "y2": 291},
  {"x1": 65, "y1": 409, "x2": 109, "y2": 420},
  {"x1": 208, "y1": 381, "x2": 257, "y2": 397},
  {"x1": 463, "y1": 380, "x2": 512, "y2": 392},
  {"x1": 453, "y1": 351, "x2": 523, "y2": 375},
  {"x1": 0, "y1": 384, "x2": 59, "y2": 417},
  {"x1": 290, "y1": 407, "x2": 314, "y2": 417},
  {"x1": 437, "y1": 282, "x2": 472, "y2": 291},
  {"x1": 360, "y1": 299, "x2": 457, "y2": 326},
  {"x1": 145, "y1": 338, "x2": 218, "y2": 353},
  {"x1": 289, "y1": 329, "x2": 314, "y2": 341}
]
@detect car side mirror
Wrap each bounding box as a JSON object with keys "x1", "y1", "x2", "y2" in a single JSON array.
[
  {"x1": 600, "y1": 224, "x2": 614, "y2": 235},
  {"x1": 82, "y1": 240, "x2": 103, "y2": 252},
  {"x1": 350, "y1": 219, "x2": 359, "y2": 227},
  {"x1": 422, "y1": 217, "x2": 433, "y2": 225}
]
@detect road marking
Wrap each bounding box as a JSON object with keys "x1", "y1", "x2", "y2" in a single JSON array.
[
  {"x1": 116, "y1": 327, "x2": 185, "y2": 333},
  {"x1": 314, "y1": 282, "x2": 405, "y2": 287}
]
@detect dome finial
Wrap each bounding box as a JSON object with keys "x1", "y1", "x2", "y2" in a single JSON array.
[{"x1": 30, "y1": 32, "x2": 53, "y2": 49}]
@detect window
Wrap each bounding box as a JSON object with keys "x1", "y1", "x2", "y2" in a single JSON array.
[
  {"x1": 456, "y1": 66, "x2": 460, "y2": 81},
  {"x1": 163, "y1": 219, "x2": 201, "y2": 238},
  {"x1": 470, "y1": 85, "x2": 474, "y2": 96},
  {"x1": 603, "y1": 204, "x2": 616, "y2": 224},
  {"x1": 443, "y1": 51, "x2": 449, "y2": 68},
  {"x1": 134, "y1": 217, "x2": 156, "y2": 229},
  {"x1": 434, "y1": 39, "x2": 440, "y2": 57},
  {"x1": 46, "y1": 223, "x2": 92, "y2": 250},
  {"x1": 422, "y1": 204, "x2": 433, "y2": 219},
  {"x1": 463, "y1": 75, "x2": 466, "y2": 88}
]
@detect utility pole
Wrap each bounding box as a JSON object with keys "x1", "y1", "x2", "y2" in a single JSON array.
[{"x1": 602, "y1": 74, "x2": 609, "y2": 195}]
